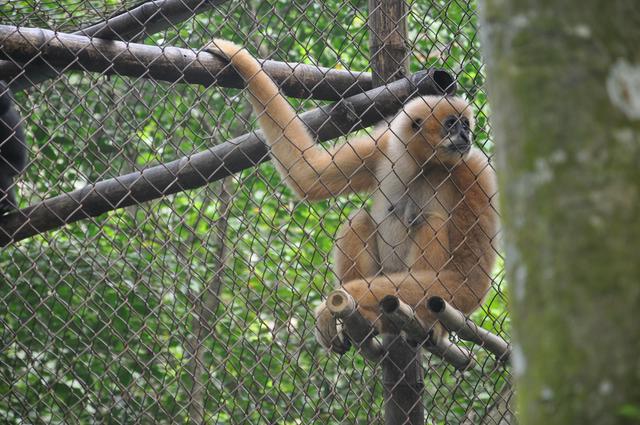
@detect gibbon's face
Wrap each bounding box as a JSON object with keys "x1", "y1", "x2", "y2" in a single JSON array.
[{"x1": 398, "y1": 96, "x2": 475, "y2": 166}]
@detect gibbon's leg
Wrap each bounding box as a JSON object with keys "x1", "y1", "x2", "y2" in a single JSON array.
[
  {"x1": 342, "y1": 268, "x2": 481, "y2": 337},
  {"x1": 315, "y1": 268, "x2": 468, "y2": 352},
  {"x1": 406, "y1": 214, "x2": 450, "y2": 274},
  {"x1": 404, "y1": 218, "x2": 452, "y2": 341},
  {"x1": 0, "y1": 82, "x2": 27, "y2": 214},
  {"x1": 334, "y1": 208, "x2": 381, "y2": 282},
  {"x1": 315, "y1": 208, "x2": 381, "y2": 353}
]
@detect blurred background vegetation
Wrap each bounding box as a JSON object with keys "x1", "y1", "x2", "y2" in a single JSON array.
[{"x1": 0, "y1": 0, "x2": 510, "y2": 423}]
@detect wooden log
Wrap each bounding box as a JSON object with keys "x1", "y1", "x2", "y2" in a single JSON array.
[
  {"x1": 0, "y1": 68, "x2": 455, "y2": 246},
  {"x1": 0, "y1": 25, "x2": 371, "y2": 101},
  {"x1": 381, "y1": 333, "x2": 424, "y2": 425},
  {"x1": 379, "y1": 295, "x2": 475, "y2": 370},
  {"x1": 79, "y1": 0, "x2": 228, "y2": 40},
  {"x1": 326, "y1": 289, "x2": 383, "y2": 362},
  {"x1": 0, "y1": 0, "x2": 229, "y2": 91},
  {"x1": 427, "y1": 296, "x2": 511, "y2": 362}
]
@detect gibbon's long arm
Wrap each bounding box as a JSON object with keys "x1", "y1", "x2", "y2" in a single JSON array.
[{"x1": 205, "y1": 39, "x2": 380, "y2": 200}]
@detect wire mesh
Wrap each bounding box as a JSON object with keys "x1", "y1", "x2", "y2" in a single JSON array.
[{"x1": 0, "y1": 0, "x2": 512, "y2": 424}]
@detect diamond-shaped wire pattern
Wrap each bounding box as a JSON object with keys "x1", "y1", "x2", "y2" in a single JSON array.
[{"x1": 0, "y1": 1, "x2": 511, "y2": 423}]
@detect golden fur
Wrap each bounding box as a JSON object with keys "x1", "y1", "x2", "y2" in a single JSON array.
[{"x1": 206, "y1": 39, "x2": 499, "y2": 350}]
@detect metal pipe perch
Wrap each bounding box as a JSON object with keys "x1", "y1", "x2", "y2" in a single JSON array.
[
  {"x1": 379, "y1": 295, "x2": 475, "y2": 371},
  {"x1": 326, "y1": 289, "x2": 384, "y2": 362},
  {"x1": 427, "y1": 296, "x2": 511, "y2": 362},
  {"x1": 379, "y1": 295, "x2": 430, "y2": 342}
]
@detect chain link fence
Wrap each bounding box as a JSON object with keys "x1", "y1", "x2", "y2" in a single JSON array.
[{"x1": 0, "y1": 0, "x2": 511, "y2": 423}]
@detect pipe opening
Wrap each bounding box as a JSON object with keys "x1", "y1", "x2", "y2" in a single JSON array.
[
  {"x1": 380, "y1": 295, "x2": 399, "y2": 313},
  {"x1": 432, "y1": 69, "x2": 456, "y2": 95},
  {"x1": 427, "y1": 296, "x2": 445, "y2": 313},
  {"x1": 330, "y1": 293, "x2": 345, "y2": 307}
]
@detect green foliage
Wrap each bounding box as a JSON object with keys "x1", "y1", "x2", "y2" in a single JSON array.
[{"x1": 0, "y1": 0, "x2": 509, "y2": 423}]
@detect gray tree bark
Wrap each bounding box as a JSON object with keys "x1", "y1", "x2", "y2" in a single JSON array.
[{"x1": 479, "y1": 1, "x2": 640, "y2": 424}]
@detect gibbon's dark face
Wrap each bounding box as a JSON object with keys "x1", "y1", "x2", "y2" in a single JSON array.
[
  {"x1": 402, "y1": 96, "x2": 474, "y2": 166},
  {"x1": 440, "y1": 114, "x2": 472, "y2": 155}
]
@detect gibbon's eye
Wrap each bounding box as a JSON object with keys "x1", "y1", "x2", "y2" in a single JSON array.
[
  {"x1": 444, "y1": 116, "x2": 458, "y2": 129},
  {"x1": 461, "y1": 117, "x2": 470, "y2": 128},
  {"x1": 411, "y1": 118, "x2": 422, "y2": 131}
]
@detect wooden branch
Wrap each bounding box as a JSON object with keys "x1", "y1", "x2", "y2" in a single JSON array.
[
  {"x1": 0, "y1": 68, "x2": 455, "y2": 246},
  {"x1": 187, "y1": 179, "x2": 232, "y2": 425},
  {"x1": 0, "y1": 25, "x2": 372, "y2": 101},
  {"x1": 379, "y1": 295, "x2": 475, "y2": 371},
  {"x1": 381, "y1": 333, "x2": 424, "y2": 424},
  {"x1": 326, "y1": 289, "x2": 384, "y2": 362},
  {"x1": 79, "y1": 0, "x2": 228, "y2": 41},
  {"x1": 0, "y1": 0, "x2": 229, "y2": 91},
  {"x1": 427, "y1": 296, "x2": 511, "y2": 362},
  {"x1": 367, "y1": 7, "x2": 422, "y2": 425}
]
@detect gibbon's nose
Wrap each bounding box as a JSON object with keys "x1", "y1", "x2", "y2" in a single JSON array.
[{"x1": 448, "y1": 131, "x2": 471, "y2": 153}]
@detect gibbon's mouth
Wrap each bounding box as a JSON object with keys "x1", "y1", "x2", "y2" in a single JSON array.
[{"x1": 446, "y1": 141, "x2": 471, "y2": 155}]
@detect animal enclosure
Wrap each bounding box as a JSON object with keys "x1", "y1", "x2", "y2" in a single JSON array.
[{"x1": 0, "y1": 0, "x2": 511, "y2": 423}]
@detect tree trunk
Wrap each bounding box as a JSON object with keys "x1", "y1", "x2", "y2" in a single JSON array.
[
  {"x1": 367, "y1": 2, "x2": 423, "y2": 424},
  {"x1": 368, "y1": 0, "x2": 409, "y2": 87},
  {"x1": 479, "y1": 1, "x2": 640, "y2": 424}
]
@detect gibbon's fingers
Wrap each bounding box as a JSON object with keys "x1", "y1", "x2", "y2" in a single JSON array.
[{"x1": 314, "y1": 302, "x2": 350, "y2": 355}]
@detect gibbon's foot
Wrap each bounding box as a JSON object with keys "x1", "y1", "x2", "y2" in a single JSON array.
[{"x1": 314, "y1": 301, "x2": 351, "y2": 355}]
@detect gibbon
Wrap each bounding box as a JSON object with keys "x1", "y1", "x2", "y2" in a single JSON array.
[
  {"x1": 0, "y1": 81, "x2": 27, "y2": 214},
  {"x1": 205, "y1": 39, "x2": 499, "y2": 353}
]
